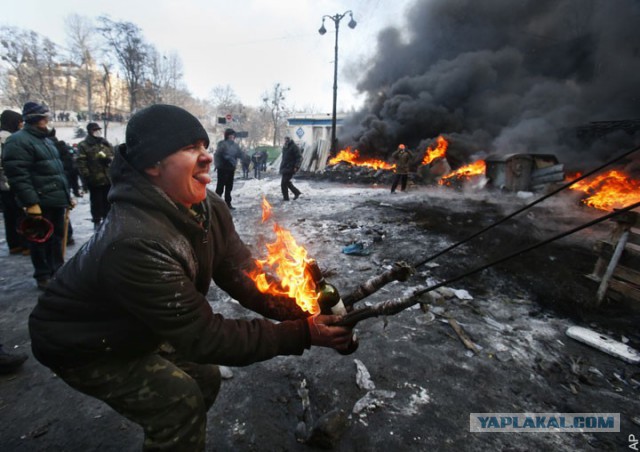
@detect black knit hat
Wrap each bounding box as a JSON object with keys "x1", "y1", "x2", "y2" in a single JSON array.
[
  {"x1": 22, "y1": 102, "x2": 50, "y2": 124},
  {"x1": 125, "y1": 104, "x2": 210, "y2": 170},
  {"x1": 0, "y1": 110, "x2": 23, "y2": 133},
  {"x1": 224, "y1": 128, "x2": 236, "y2": 139},
  {"x1": 87, "y1": 122, "x2": 101, "y2": 132}
]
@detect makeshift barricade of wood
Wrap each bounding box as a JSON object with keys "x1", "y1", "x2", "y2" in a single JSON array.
[{"x1": 586, "y1": 211, "x2": 640, "y2": 305}]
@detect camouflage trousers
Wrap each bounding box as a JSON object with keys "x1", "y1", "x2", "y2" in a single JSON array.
[{"x1": 55, "y1": 350, "x2": 221, "y2": 451}]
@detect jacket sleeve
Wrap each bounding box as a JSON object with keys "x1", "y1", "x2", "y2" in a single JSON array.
[{"x1": 99, "y1": 237, "x2": 310, "y2": 366}]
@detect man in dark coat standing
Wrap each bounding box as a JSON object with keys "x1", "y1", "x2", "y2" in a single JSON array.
[
  {"x1": 3, "y1": 102, "x2": 71, "y2": 290},
  {"x1": 390, "y1": 144, "x2": 412, "y2": 193},
  {"x1": 280, "y1": 136, "x2": 302, "y2": 201},
  {"x1": 214, "y1": 128, "x2": 242, "y2": 209},
  {"x1": 28, "y1": 104, "x2": 354, "y2": 451},
  {"x1": 77, "y1": 122, "x2": 113, "y2": 228},
  {"x1": 0, "y1": 109, "x2": 28, "y2": 255}
]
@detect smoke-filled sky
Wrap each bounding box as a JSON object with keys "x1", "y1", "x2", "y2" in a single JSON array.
[{"x1": 343, "y1": 0, "x2": 640, "y2": 170}]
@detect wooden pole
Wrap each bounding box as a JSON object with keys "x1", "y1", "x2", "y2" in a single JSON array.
[{"x1": 61, "y1": 208, "x2": 70, "y2": 259}]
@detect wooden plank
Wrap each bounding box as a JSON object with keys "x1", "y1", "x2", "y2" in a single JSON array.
[
  {"x1": 626, "y1": 230, "x2": 640, "y2": 247},
  {"x1": 610, "y1": 211, "x2": 640, "y2": 229},
  {"x1": 597, "y1": 230, "x2": 630, "y2": 302},
  {"x1": 608, "y1": 278, "x2": 640, "y2": 302},
  {"x1": 597, "y1": 242, "x2": 640, "y2": 269},
  {"x1": 613, "y1": 265, "x2": 640, "y2": 286}
]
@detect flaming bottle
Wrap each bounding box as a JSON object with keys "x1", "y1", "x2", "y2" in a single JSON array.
[
  {"x1": 306, "y1": 260, "x2": 347, "y2": 315},
  {"x1": 306, "y1": 259, "x2": 358, "y2": 355}
]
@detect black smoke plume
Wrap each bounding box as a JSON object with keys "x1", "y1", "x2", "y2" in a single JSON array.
[{"x1": 341, "y1": 0, "x2": 640, "y2": 171}]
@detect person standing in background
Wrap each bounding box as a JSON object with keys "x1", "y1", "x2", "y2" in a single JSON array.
[
  {"x1": 2, "y1": 102, "x2": 71, "y2": 290},
  {"x1": 76, "y1": 122, "x2": 113, "y2": 229},
  {"x1": 214, "y1": 128, "x2": 242, "y2": 210},
  {"x1": 280, "y1": 136, "x2": 302, "y2": 201},
  {"x1": 390, "y1": 144, "x2": 412, "y2": 193},
  {"x1": 252, "y1": 148, "x2": 266, "y2": 180},
  {"x1": 0, "y1": 109, "x2": 28, "y2": 255},
  {"x1": 240, "y1": 148, "x2": 251, "y2": 180}
]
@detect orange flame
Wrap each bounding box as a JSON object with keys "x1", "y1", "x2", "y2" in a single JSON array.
[
  {"x1": 329, "y1": 146, "x2": 396, "y2": 170},
  {"x1": 569, "y1": 170, "x2": 640, "y2": 211},
  {"x1": 247, "y1": 198, "x2": 320, "y2": 314},
  {"x1": 438, "y1": 160, "x2": 486, "y2": 186},
  {"x1": 422, "y1": 136, "x2": 449, "y2": 165},
  {"x1": 261, "y1": 195, "x2": 272, "y2": 223}
]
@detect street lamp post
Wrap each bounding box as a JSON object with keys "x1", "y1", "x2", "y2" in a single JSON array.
[{"x1": 318, "y1": 10, "x2": 356, "y2": 156}]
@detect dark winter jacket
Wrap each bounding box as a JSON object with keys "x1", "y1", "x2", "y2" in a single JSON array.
[
  {"x1": 76, "y1": 134, "x2": 113, "y2": 187},
  {"x1": 0, "y1": 110, "x2": 23, "y2": 191},
  {"x1": 2, "y1": 124, "x2": 70, "y2": 208},
  {"x1": 280, "y1": 140, "x2": 302, "y2": 174},
  {"x1": 251, "y1": 150, "x2": 266, "y2": 166},
  {"x1": 55, "y1": 141, "x2": 77, "y2": 175},
  {"x1": 29, "y1": 145, "x2": 310, "y2": 370},
  {"x1": 214, "y1": 139, "x2": 242, "y2": 171},
  {"x1": 392, "y1": 148, "x2": 412, "y2": 175}
]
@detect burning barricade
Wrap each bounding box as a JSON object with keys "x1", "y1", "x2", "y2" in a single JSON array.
[{"x1": 569, "y1": 169, "x2": 640, "y2": 211}]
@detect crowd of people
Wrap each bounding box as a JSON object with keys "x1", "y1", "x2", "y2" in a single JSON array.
[
  {"x1": 0, "y1": 99, "x2": 423, "y2": 450},
  {"x1": 0, "y1": 102, "x2": 354, "y2": 450}
]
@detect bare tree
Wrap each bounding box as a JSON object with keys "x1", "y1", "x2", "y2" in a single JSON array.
[
  {"x1": 65, "y1": 14, "x2": 97, "y2": 120},
  {"x1": 262, "y1": 83, "x2": 290, "y2": 146},
  {"x1": 144, "y1": 47, "x2": 186, "y2": 106},
  {"x1": 209, "y1": 85, "x2": 239, "y2": 114},
  {"x1": 163, "y1": 51, "x2": 184, "y2": 105},
  {"x1": 243, "y1": 106, "x2": 272, "y2": 148},
  {"x1": 207, "y1": 84, "x2": 245, "y2": 132},
  {"x1": 0, "y1": 26, "x2": 58, "y2": 106},
  {"x1": 98, "y1": 16, "x2": 149, "y2": 113},
  {"x1": 101, "y1": 63, "x2": 113, "y2": 139}
]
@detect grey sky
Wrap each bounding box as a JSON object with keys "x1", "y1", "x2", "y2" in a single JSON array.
[{"x1": 1, "y1": 0, "x2": 415, "y2": 112}]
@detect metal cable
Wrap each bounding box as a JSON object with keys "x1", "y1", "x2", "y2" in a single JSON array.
[
  {"x1": 339, "y1": 200, "x2": 640, "y2": 326},
  {"x1": 413, "y1": 144, "x2": 640, "y2": 268}
]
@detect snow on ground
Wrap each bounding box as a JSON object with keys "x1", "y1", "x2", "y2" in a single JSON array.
[{"x1": 1, "y1": 172, "x2": 639, "y2": 451}]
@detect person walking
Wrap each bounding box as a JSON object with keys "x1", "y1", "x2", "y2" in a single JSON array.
[
  {"x1": 76, "y1": 122, "x2": 113, "y2": 229},
  {"x1": 240, "y1": 148, "x2": 251, "y2": 180},
  {"x1": 0, "y1": 109, "x2": 28, "y2": 255},
  {"x1": 252, "y1": 148, "x2": 266, "y2": 179},
  {"x1": 214, "y1": 128, "x2": 241, "y2": 209},
  {"x1": 390, "y1": 144, "x2": 412, "y2": 193},
  {"x1": 47, "y1": 129, "x2": 77, "y2": 246},
  {"x1": 28, "y1": 104, "x2": 355, "y2": 451},
  {"x1": 280, "y1": 136, "x2": 302, "y2": 201},
  {"x1": 2, "y1": 102, "x2": 71, "y2": 290}
]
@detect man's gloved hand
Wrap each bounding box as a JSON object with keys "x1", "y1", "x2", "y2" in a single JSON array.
[
  {"x1": 307, "y1": 314, "x2": 358, "y2": 354},
  {"x1": 97, "y1": 151, "x2": 112, "y2": 166},
  {"x1": 25, "y1": 204, "x2": 42, "y2": 217}
]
